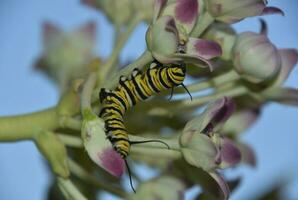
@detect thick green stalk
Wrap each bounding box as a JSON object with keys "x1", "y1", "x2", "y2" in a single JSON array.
[{"x1": 0, "y1": 107, "x2": 59, "y2": 141}]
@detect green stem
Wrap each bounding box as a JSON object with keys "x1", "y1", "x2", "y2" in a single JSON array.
[
  {"x1": 68, "y1": 159, "x2": 127, "y2": 198},
  {"x1": 81, "y1": 72, "x2": 100, "y2": 121},
  {"x1": 190, "y1": 11, "x2": 214, "y2": 37},
  {"x1": 57, "y1": 84, "x2": 81, "y2": 117},
  {"x1": 59, "y1": 117, "x2": 82, "y2": 131},
  {"x1": 98, "y1": 15, "x2": 142, "y2": 82},
  {"x1": 114, "y1": 24, "x2": 121, "y2": 45},
  {"x1": 57, "y1": 177, "x2": 87, "y2": 200},
  {"x1": 92, "y1": 50, "x2": 153, "y2": 102},
  {"x1": 81, "y1": 73, "x2": 98, "y2": 111},
  {"x1": 0, "y1": 107, "x2": 59, "y2": 141},
  {"x1": 57, "y1": 134, "x2": 83, "y2": 148},
  {"x1": 176, "y1": 70, "x2": 239, "y2": 94},
  {"x1": 143, "y1": 85, "x2": 248, "y2": 115},
  {"x1": 179, "y1": 86, "x2": 248, "y2": 109}
]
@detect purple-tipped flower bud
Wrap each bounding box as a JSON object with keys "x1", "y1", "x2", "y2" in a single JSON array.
[
  {"x1": 199, "y1": 97, "x2": 235, "y2": 135},
  {"x1": 181, "y1": 97, "x2": 235, "y2": 144},
  {"x1": 233, "y1": 32, "x2": 281, "y2": 83},
  {"x1": 146, "y1": 0, "x2": 222, "y2": 67},
  {"x1": 180, "y1": 97, "x2": 240, "y2": 171},
  {"x1": 204, "y1": 0, "x2": 283, "y2": 24},
  {"x1": 81, "y1": 115, "x2": 125, "y2": 177},
  {"x1": 162, "y1": 0, "x2": 199, "y2": 37},
  {"x1": 213, "y1": 136, "x2": 241, "y2": 168}
]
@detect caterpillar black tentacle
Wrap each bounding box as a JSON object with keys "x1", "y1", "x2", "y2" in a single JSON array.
[
  {"x1": 182, "y1": 83, "x2": 193, "y2": 101},
  {"x1": 129, "y1": 139, "x2": 170, "y2": 149},
  {"x1": 168, "y1": 87, "x2": 175, "y2": 100},
  {"x1": 124, "y1": 159, "x2": 136, "y2": 193},
  {"x1": 99, "y1": 61, "x2": 189, "y2": 192}
]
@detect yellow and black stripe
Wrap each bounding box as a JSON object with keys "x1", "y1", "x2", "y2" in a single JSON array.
[{"x1": 99, "y1": 61, "x2": 187, "y2": 159}]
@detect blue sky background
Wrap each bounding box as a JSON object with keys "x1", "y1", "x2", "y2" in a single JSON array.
[{"x1": 0, "y1": 0, "x2": 297, "y2": 199}]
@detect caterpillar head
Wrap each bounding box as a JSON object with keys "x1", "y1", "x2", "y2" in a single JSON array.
[{"x1": 171, "y1": 63, "x2": 186, "y2": 80}]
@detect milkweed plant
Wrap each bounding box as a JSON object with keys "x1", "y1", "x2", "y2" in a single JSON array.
[{"x1": 0, "y1": 0, "x2": 297, "y2": 200}]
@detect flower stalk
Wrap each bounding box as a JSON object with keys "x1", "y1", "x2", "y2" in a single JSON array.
[
  {"x1": 59, "y1": 117, "x2": 82, "y2": 131},
  {"x1": 57, "y1": 133, "x2": 83, "y2": 148},
  {"x1": 175, "y1": 69, "x2": 240, "y2": 94},
  {"x1": 57, "y1": 177, "x2": 88, "y2": 200}
]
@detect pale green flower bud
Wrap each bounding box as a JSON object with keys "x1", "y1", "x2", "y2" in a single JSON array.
[
  {"x1": 181, "y1": 132, "x2": 219, "y2": 171},
  {"x1": 82, "y1": 0, "x2": 133, "y2": 26},
  {"x1": 233, "y1": 32, "x2": 281, "y2": 83},
  {"x1": 36, "y1": 22, "x2": 96, "y2": 91}
]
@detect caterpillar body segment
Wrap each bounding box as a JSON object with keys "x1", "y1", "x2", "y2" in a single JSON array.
[{"x1": 99, "y1": 62, "x2": 186, "y2": 158}]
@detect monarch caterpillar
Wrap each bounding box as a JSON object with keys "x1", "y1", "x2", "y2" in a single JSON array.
[{"x1": 99, "y1": 61, "x2": 191, "y2": 192}]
